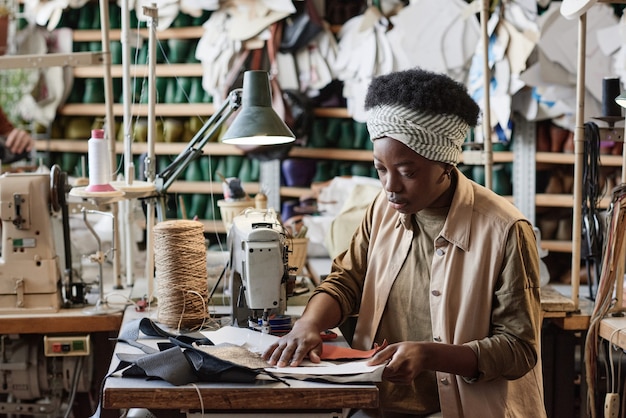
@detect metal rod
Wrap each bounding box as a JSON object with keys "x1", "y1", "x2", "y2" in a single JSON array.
[
  {"x1": 121, "y1": 0, "x2": 135, "y2": 288},
  {"x1": 98, "y1": 0, "x2": 123, "y2": 290},
  {"x1": 144, "y1": 4, "x2": 158, "y2": 302},
  {"x1": 155, "y1": 89, "x2": 241, "y2": 194},
  {"x1": 571, "y1": 14, "x2": 587, "y2": 310},
  {"x1": 480, "y1": 0, "x2": 493, "y2": 190}
]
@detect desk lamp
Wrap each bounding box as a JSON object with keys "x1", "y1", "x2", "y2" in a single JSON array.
[
  {"x1": 144, "y1": 70, "x2": 295, "y2": 302},
  {"x1": 154, "y1": 70, "x2": 295, "y2": 217}
]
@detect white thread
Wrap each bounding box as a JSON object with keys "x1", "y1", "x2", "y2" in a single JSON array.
[{"x1": 87, "y1": 129, "x2": 112, "y2": 189}]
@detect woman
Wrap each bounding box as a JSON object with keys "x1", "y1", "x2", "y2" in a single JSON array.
[{"x1": 264, "y1": 68, "x2": 546, "y2": 417}]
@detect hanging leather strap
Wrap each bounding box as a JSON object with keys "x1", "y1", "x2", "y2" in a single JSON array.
[
  {"x1": 267, "y1": 21, "x2": 293, "y2": 126},
  {"x1": 305, "y1": 0, "x2": 324, "y2": 26}
]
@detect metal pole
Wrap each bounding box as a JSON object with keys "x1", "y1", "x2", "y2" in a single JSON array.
[
  {"x1": 121, "y1": 0, "x2": 135, "y2": 287},
  {"x1": 143, "y1": 4, "x2": 158, "y2": 302},
  {"x1": 480, "y1": 0, "x2": 493, "y2": 190},
  {"x1": 98, "y1": 0, "x2": 123, "y2": 290},
  {"x1": 571, "y1": 14, "x2": 587, "y2": 310}
]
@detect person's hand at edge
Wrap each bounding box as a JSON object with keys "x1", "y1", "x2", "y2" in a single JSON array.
[{"x1": 6, "y1": 128, "x2": 35, "y2": 155}]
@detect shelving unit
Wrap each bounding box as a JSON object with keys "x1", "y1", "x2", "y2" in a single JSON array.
[
  {"x1": 43, "y1": 2, "x2": 625, "y2": 264},
  {"x1": 564, "y1": 0, "x2": 626, "y2": 310},
  {"x1": 37, "y1": 137, "x2": 517, "y2": 234},
  {"x1": 512, "y1": 115, "x2": 624, "y2": 256}
]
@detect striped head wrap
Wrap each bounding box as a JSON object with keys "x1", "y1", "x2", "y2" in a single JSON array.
[{"x1": 366, "y1": 104, "x2": 470, "y2": 166}]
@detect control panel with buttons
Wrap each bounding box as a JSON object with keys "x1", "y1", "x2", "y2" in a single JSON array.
[{"x1": 43, "y1": 335, "x2": 91, "y2": 357}]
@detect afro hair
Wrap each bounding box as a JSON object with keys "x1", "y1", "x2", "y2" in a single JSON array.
[{"x1": 364, "y1": 68, "x2": 481, "y2": 127}]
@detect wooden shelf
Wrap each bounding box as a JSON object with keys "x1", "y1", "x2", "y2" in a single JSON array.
[
  {"x1": 72, "y1": 26, "x2": 205, "y2": 42},
  {"x1": 289, "y1": 147, "x2": 372, "y2": 161},
  {"x1": 56, "y1": 104, "x2": 351, "y2": 119},
  {"x1": 536, "y1": 193, "x2": 612, "y2": 208},
  {"x1": 57, "y1": 103, "x2": 215, "y2": 117},
  {"x1": 198, "y1": 219, "x2": 226, "y2": 234},
  {"x1": 536, "y1": 193, "x2": 574, "y2": 208},
  {"x1": 313, "y1": 107, "x2": 351, "y2": 118},
  {"x1": 36, "y1": 140, "x2": 370, "y2": 159},
  {"x1": 73, "y1": 63, "x2": 204, "y2": 78},
  {"x1": 541, "y1": 240, "x2": 574, "y2": 253},
  {"x1": 536, "y1": 151, "x2": 624, "y2": 167},
  {"x1": 37, "y1": 140, "x2": 514, "y2": 165},
  {"x1": 37, "y1": 139, "x2": 242, "y2": 155},
  {"x1": 168, "y1": 182, "x2": 311, "y2": 200}
]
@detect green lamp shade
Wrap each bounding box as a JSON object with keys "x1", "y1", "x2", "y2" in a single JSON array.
[
  {"x1": 616, "y1": 92, "x2": 626, "y2": 109},
  {"x1": 221, "y1": 70, "x2": 296, "y2": 145}
]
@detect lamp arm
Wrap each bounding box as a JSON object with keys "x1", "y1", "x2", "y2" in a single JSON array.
[{"x1": 155, "y1": 89, "x2": 243, "y2": 193}]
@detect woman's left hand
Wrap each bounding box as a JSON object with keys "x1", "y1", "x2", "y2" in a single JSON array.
[{"x1": 366, "y1": 341, "x2": 426, "y2": 385}]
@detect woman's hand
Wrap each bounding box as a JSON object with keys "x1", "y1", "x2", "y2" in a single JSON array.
[
  {"x1": 367, "y1": 342, "x2": 427, "y2": 385},
  {"x1": 263, "y1": 319, "x2": 324, "y2": 367},
  {"x1": 367, "y1": 341, "x2": 479, "y2": 384}
]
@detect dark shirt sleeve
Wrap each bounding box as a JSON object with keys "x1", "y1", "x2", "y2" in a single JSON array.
[{"x1": 464, "y1": 221, "x2": 543, "y2": 381}]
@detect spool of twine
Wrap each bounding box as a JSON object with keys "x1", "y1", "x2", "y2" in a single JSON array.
[{"x1": 154, "y1": 219, "x2": 208, "y2": 330}]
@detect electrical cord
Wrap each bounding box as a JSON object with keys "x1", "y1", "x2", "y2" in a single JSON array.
[
  {"x1": 582, "y1": 121, "x2": 603, "y2": 301},
  {"x1": 584, "y1": 184, "x2": 626, "y2": 418},
  {"x1": 607, "y1": 328, "x2": 626, "y2": 395},
  {"x1": 190, "y1": 383, "x2": 205, "y2": 418},
  {"x1": 63, "y1": 355, "x2": 84, "y2": 418},
  {"x1": 604, "y1": 328, "x2": 625, "y2": 418}
]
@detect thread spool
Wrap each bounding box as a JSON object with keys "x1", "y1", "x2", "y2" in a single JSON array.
[
  {"x1": 85, "y1": 129, "x2": 115, "y2": 192},
  {"x1": 154, "y1": 220, "x2": 208, "y2": 330},
  {"x1": 602, "y1": 77, "x2": 623, "y2": 118}
]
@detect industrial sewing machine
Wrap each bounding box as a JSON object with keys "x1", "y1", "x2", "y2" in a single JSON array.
[
  {"x1": 0, "y1": 167, "x2": 97, "y2": 416},
  {"x1": 0, "y1": 168, "x2": 65, "y2": 313},
  {"x1": 227, "y1": 208, "x2": 291, "y2": 332}
]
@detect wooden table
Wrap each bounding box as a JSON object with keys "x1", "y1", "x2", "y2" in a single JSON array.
[
  {"x1": 599, "y1": 316, "x2": 626, "y2": 349},
  {"x1": 540, "y1": 285, "x2": 594, "y2": 418},
  {"x1": 103, "y1": 376, "x2": 378, "y2": 416},
  {"x1": 541, "y1": 285, "x2": 593, "y2": 331},
  {"x1": 101, "y1": 307, "x2": 378, "y2": 417},
  {"x1": 0, "y1": 308, "x2": 123, "y2": 334}
]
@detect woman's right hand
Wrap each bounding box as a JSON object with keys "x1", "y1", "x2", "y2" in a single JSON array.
[{"x1": 263, "y1": 319, "x2": 324, "y2": 367}]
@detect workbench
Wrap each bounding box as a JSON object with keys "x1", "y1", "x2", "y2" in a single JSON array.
[
  {"x1": 599, "y1": 316, "x2": 626, "y2": 349},
  {"x1": 100, "y1": 306, "x2": 379, "y2": 418},
  {"x1": 0, "y1": 282, "x2": 595, "y2": 417},
  {"x1": 541, "y1": 285, "x2": 594, "y2": 418},
  {"x1": 0, "y1": 308, "x2": 123, "y2": 334}
]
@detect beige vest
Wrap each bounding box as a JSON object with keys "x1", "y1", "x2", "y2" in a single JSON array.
[{"x1": 352, "y1": 171, "x2": 546, "y2": 418}]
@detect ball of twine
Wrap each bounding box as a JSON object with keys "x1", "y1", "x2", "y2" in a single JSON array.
[{"x1": 154, "y1": 219, "x2": 208, "y2": 330}]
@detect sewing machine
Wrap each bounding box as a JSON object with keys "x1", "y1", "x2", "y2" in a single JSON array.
[
  {"x1": 0, "y1": 169, "x2": 64, "y2": 313},
  {"x1": 227, "y1": 208, "x2": 289, "y2": 332}
]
